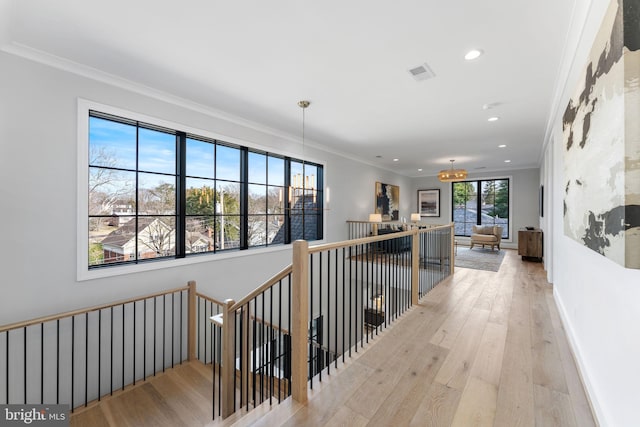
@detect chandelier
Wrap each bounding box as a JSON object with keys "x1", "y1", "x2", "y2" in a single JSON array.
[{"x1": 438, "y1": 160, "x2": 468, "y2": 182}]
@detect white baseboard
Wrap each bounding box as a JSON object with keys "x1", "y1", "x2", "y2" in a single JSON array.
[{"x1": 553, "y1": 289, "x2": 605, "y2": 426}]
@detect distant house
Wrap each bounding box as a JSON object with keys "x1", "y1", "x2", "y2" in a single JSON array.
[{"x1": 101, "y1": 217, "x2": 174, "y2": 262}]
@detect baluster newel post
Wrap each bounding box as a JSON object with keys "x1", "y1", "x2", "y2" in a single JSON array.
[
  {"x1": 221, "y1": 298, "x2": 236, "y2": 418},
  {"x1": 291, "y1": 240, "x2": 309, "y2": 404}
]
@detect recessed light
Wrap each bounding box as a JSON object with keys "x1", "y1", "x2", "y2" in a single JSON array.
[
  {"x1": 488, "y1": 117, "x2": 500, "y2": 122},
  {"x1": 393, "y1": 158, "x2": 399, "y2": 162},
  {"x1": 504, "y1": 160, "x2": 511, "y2": 163},
  {"x1": 464, "y1": 49, "x2": 483, "y2": 60},
  {"x1": 376, "y1": 155, "x2": 382, "y2": 158},
  {"x1": 418, "y1": 168, "x2": 423, "y2": 172},
  {"x1": 498, "y1": 144, "x2": 506, "y2": 148}
]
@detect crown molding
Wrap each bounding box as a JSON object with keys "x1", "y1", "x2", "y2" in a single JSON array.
[
  {"x1": 0, "y1": 41, "x2": 409, "y2": 178},
  {"x1": 539, "y1": 0, "x2": 593, "y2": 163}
]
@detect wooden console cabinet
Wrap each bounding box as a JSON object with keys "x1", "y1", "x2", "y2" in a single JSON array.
[{"x1": 518, "y1": 228, "x2": 543, "y2": 261}]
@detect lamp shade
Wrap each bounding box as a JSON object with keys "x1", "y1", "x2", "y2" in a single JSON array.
[
  {"x1": 411, "y1": 213, "x2": 421, "y2": 222},
  {"x1": 369, "y1": 213, "x2": 382, "y2": 223}
]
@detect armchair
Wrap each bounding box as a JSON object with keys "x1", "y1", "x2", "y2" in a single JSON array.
[{"x1": 470, "y1": 225, "x2": 503, "y2": 251}]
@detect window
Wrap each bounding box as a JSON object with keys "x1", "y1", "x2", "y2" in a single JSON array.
[
  {"x1": 87, "y1": 109, "x2": 323, "y2": 269},
  {"x1": 452, "y1": 179, "x2": 509, "y2": 238}
]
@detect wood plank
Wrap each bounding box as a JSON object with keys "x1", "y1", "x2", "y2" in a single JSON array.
[
  {"x1": 278, "y1": 361, "x2": 375, "y2": 427},
  {"x1": 544, "y1": 292, "x2": 597, "y2": 427},
  {"x1": 530, "y1": 278, "x2": 569, "y2": 393},
  {"x1": 433, "y1": 307, "x2": 490, "y2": 390},
  {"x1": 430, "y1": 281, "x2": 485, "y2": 349},
  {"x1": 365, "y1": 344, "x2": 448, "y2": 427},
  {"x1": 533, "y1": 384, "x2": 578, "y2": 427},
  {"x1": 67, "y1": 250, "x2": 596, "y2": 427},
  {"x1": 450, "y1": 376, "x2": 498, "y2": 427},
  {"x1": 70, "y1": 405, "x2": 111, "y2": 427},
  {"x1": 409, "y1": 382, "x2": 461, "y2": 427},
  {"x1": 488, "y1": 270, "x2": 514, "y2": 325},
  {"x1": 469, "y1": 321, "x2": 508, "y2": 386},
  {"x1": 493, "y1": 276, "x2": 535, "y2": 427},
  {"x1": 323, "y1": 406, "x2": 369, "y2": 427}
]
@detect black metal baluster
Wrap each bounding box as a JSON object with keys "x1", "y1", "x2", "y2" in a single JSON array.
[
  {"x1": 85, "y1": 312, "x2": 88, "y2": 407},
  {"x1": 180, "y1": 291, "x2": 183, "y2": 363},
  {"x1": 269, "y1": 286, "x2": 273, "y2": 402},
  {"x1": 71, "y1": 317, "x2": 74, "y2": 410},
  {"x1": 143, "y1": 300, "x2": 146, "y2": 381},
  {"x1": 122, "y1": 304, "x2": 125, "y2": 390},
  {"x1": 318, "y1": 252, "x2": 322, "y2": 382},
  {"x1": 212, "y1": 319, "x2": 215, "y2": 421},
  {"x1": 56, "y1": 320, "x2": 60, "y2": 404},
  {"x1": 162, "y1": 295, "x2": 166, "y2": 372},
  {"x1": 278, "y1": 279, "x2": 282, "y2": 403},
  {"x1": 342, "y1": 248, "x2": 346, "y2": 363},
  {"x1": 40, "y1": 323, "x2": 44, "y2": 404},
  {"x1": 260, "y1": 293, "x2": 264, "y2": 404},
  {"x1": 133, "y1": 302, "x2": 136, "y2": 385},
  {"x1": 309, "y1": 254, "x2": 314, "y2": 388},
  {"x1": 215, "y1": 319, "x2": 216, "y2": 420},
  {"x1": 110, "y1": 307, "x2": 114, "y2": 395},
  {"x1": 171, "y1": 293, "x2": 175, "y2": 369},
  {"x1": 252, "y1": 297, "x2": 257, "y2": 407},
  {"x1": 5, "y1": 331, "x2": 9, "y2": 404},
  {"x1": 348, "y1": 246, "x2": 352, "y2": 357},
  {"x1": 153, "y1": 298, "x2": 157, "y2": 376},
  {"x1": 23, "y1": 327, "x2": 27, "y2": 404},
  {"x1": 98, "y1": 310, "x2": 102, "y2": 401},
  {"x1": 334, "y1": 249, "x2": 338, "y2": 368}
]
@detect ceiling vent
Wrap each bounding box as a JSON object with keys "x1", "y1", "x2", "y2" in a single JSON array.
[{"x1": 408, "y1": 63, "x2": 436, "y2": 81}]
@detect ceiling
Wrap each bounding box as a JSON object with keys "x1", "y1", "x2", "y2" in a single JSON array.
[{"x1": 0, "y1": 0, "x2": 577, "y2": 177}]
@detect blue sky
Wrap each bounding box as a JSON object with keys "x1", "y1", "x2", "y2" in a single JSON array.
[{"x1": 90, "y1": 116, "x2": 314, "y2": 194}]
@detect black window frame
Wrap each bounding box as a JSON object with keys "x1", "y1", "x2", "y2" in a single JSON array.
[
  {"x1": 451, "y1": 178, "x2": 510, "y2": 239},
  {"x1": 88, "y1": 110, "x2": 324, "y2": 270}
]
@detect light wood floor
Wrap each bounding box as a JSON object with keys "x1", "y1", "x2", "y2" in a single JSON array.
[
  {"x1": 230, "y1": 249, "x2": 596, "y2": 427},
  {"x1": 71, "y1": 249, "x2": 596, "y2": 427}
]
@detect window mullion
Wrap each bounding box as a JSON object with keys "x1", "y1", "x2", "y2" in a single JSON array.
[
  {"x1": 284, "y1": 158, "x2": 291, "y2": 244},
  {"x1": 240, "y1": 147, "x2": 249, "y2": 250},
  {"x1": 135, "y1": 124, "x2": 140, "y2": 263},
  {"x1": 176, "y1": 132, "x2": 186, "y2": 258}
]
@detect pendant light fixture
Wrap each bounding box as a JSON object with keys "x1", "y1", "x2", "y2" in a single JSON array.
[{"x1": 438, "y1": 159, "x2": 468, "y2": 182}]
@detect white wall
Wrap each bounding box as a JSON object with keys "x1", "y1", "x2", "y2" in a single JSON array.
[
  {"x1": 412, "y1": 168, "x2": 540, "y2": 248},
  {"x1": 542, "y1": 0, "x2": 640, "y2": 425},
  {"x1": 0, "y1": 51, "x2": 411, "y2": 325}
]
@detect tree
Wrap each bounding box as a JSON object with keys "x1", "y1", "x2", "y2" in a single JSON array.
[{"x1": 453, "y1": 182, "x2": 476, "y2": 207}]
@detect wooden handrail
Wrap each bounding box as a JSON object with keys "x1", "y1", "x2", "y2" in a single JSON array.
[
  {"x1": 229, "y1": 264, "x2": 293, "y2": 312},
  {"x1": 195, "y1": 292, "x2": 226, "y2": 307},
  {"x1": 309, "y1": 223, "x2": 454, "y2": 254},
  {"x1": 250, "y1": 314, "x2": 290, "y2": 335},
  {"x1": 0, "y1": 285, "x2": 190, "y2": 333}
]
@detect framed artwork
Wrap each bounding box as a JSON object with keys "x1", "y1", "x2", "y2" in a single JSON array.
[
  {"x1": 418, "y1": 189, "x2": 440, "y2": 217},
  {"x1": 375, "y1": 182, "x2": 399, "y2": 221},
  {"x1": 562, "y1": 0, "x2": 640, "y2": 268}
]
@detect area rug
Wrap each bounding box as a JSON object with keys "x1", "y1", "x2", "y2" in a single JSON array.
[{"x1": 455, "y1": 247, "x2": 505, "y2": 272}]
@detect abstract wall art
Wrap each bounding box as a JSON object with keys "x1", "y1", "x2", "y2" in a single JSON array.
[
  {"x1": 563, "y1": 0, "x2": 640, "y2": 268},
  {"x1": 375, "y1": 182, "x2": 399, "y2": 221}
]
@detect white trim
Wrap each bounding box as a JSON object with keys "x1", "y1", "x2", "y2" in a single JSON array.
[
  {"x1": 451, "y1": 175, "x2": 514, "y2": 243},
  {"x1": 2, "y1": 42, "x2": 398, "y2": 175},
  {"x1": 77, "y1": 99, "x2": 326, "y2": 281},
  {"x1": 540, "y1": 0, "x2": 594, "y2": 164},
  {"x1": 553, "y1": 288, "x2": 603, "y2": 425}
]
